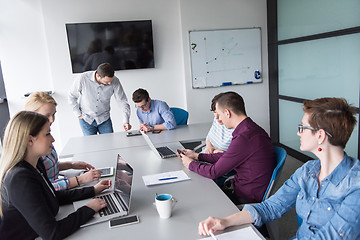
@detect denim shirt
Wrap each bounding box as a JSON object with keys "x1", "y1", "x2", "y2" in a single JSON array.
[
  {"x1": 136, "y1": 99, "x2": 176, "y2": 130},
  {"x1": 244, "y1": 153, "x2": 360, "y2": 239}
]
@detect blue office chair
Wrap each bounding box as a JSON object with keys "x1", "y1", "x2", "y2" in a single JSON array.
[
  {"x1": 262, "y1": 146, "x2": 287, "y2": 201},
  {"x1": 170, "y1": 107, "x2": 189, "y2": 126}
]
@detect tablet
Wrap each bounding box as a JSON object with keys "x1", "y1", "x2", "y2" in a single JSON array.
[{"x1": 98, "y1": 167, "x2": 114, "y2": 177}]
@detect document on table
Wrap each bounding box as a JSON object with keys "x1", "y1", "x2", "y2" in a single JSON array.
[
  {"x1": 142, "y1": 170, "x2": 190, "y2": 186},
  {"x1": 199, "y1": 225, "x2": 265, "y2": 240}
]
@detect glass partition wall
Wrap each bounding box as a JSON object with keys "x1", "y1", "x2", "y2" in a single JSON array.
[{"x1": 268, "y1": 0, "x2": 360, "y2": 162}]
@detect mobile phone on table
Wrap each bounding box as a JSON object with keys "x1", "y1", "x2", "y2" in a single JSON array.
[
  {"x1": 109, "y1": 215, "x2": 139, "y2": 228},
  {"x1": 98, "y1": 167, "x2": 114, "y2": 177},
  {"x1": 152, "y1": 129, "x2": 162, "y2": 134},
  {"x1": 126, "y1": 130, "x2": 142, "y2": 137}
]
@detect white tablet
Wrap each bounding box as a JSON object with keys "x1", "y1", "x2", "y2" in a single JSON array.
[{"x1": 98, "y1": 167, "x2": 114, "y2": 177}]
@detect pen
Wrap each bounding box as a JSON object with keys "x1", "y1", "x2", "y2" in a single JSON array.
[
  {"x1": 158, "y1": 177, "x2": 178, "y2": 181},
  {"x1": 209, "y1": 231, "x2": 218, "y2": 240}
]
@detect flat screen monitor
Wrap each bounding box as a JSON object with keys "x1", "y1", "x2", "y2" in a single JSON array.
[{"x1": 66, "y1": 20, "x2": 155, "y2": 73}]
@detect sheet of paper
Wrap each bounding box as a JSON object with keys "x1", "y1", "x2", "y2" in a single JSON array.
[
  {"x1": 199, "y1": 226, "x2": 264, "y2": 240},
  {"x1": 142, "y1": 170, "x2": 190, "y2": 186}
]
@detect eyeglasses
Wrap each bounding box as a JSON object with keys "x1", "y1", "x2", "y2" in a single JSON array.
[
  {"x1": 298, "y1": 124, "x2": 332, "y2": 138},
  {"x1": 135, "y1": 101, "x2": 148, "y2": 109}
]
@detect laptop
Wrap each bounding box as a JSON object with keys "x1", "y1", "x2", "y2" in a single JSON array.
[
  {"x1": 73, "y1": 154, "x2": 134, "y2": 227},
  {"x1": 140, "y1": 131, "x2": 182, "y2": 159}
]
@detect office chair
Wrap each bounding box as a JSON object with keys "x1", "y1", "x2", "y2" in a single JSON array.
[
  {"x1": 237, "y1": 146, "x2": 287, "y2": 240},
  {"x1": 170, "y1": 107, "x2": 189, "y2": 126}
]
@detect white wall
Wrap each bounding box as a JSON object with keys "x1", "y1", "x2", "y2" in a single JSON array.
[
  {"x1": 0, "y1": 0, "x2": 268, "y2": 152},
  {"x1": 179, "y1": 0, "x2": 270, "y2": 132}
]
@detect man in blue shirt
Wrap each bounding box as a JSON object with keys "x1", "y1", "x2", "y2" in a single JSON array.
[{"x1": 132, "y1": 88, "x2": 176, "y2": 132}]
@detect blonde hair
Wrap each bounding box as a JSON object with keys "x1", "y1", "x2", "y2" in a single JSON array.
[
  {"x1": 24, "y1": 91, "x2": 57, "y2": 112},
  {"x1": 0, "y1": 111, "x2": 48, "y2": 216}
]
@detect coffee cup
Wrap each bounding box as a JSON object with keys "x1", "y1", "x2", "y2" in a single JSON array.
[{"x1": 155, "y1": 193, "x2": 176, "y2": 219}]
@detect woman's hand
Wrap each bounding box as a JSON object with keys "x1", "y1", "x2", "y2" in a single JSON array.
[
  {"x1": 198, "y1": 216, "x2": 227, "y2": 236},
  {"x1": 86, "y1": 198, "x2": 107, "y2": 212},
  {"x1": 72, "y1": 161, "x2": 95, "y2": 170},
  {"x1": 78, "y1": 169, "x2": 102, "y2": 184},
  {"x1": 94, "y1": 179, "x2": 112, "y2": 195}
]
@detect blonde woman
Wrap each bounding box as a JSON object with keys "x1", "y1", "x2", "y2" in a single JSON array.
[
  {"x1": 25, "y1": 92, "x2": 102, "y2": 190},
  {"x1": 198, "y1": 98, "x2": 360, "y2": 239},
  {"x1": 0, "y1": 111, "x2": 110, "y2": 239}
]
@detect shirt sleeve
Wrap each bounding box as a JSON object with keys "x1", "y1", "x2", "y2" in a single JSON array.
[
  {"x1": 244, "y1": 167, "x2": 302, "y2": 227},
  {"x1": 9, "y1": 170, "x2": 95, "y2": 240},
  {"x1": 189, "y1": 152, "x2": 236, "y2": 179},
  {"x1": 51, "y1": 178, "x2": 70, "y2": 191},
  {"x1": 68, "y1": 76, "x2": 82, "y2": 117},
  {"x1": 112, "y1": 78, "x2": 130, "y2": 123},
  {"x1": 158, "y1": 101, "x2": 176, "y2": 130}
]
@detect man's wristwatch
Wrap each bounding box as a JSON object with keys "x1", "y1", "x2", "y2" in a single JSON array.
[{"x1": 149, "y1": 126, "x2": 154, "y2": 132}]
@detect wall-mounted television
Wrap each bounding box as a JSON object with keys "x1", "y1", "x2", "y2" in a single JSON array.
[{"x1": 66, "y1": 20, "x2": 155, "y2": 73}]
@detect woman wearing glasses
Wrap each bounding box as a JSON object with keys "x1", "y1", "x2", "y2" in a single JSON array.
[{"x1": 198, "y1": 98, "x2": 360, "y2": 239}]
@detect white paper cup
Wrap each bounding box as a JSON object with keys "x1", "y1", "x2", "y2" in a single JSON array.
[{"x1": 155, "y1": 194, "x2": 176, "y2": 219}]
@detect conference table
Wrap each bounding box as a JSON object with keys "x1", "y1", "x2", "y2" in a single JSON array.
[{"x1": 58, "y1": 123, "x2": 264, "y2": 239}]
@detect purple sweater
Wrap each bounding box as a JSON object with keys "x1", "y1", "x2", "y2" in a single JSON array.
[{"x1": 189, "y1": 117, "x2": 275, "y2": 203}]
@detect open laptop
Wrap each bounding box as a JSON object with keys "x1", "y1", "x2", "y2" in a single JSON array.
[
  {"x1": 73, "y1": 154, "x2": 134, "y2": 227},
  {"x1": 140, "y1": 131, "x2": 183, "y2": 159}
]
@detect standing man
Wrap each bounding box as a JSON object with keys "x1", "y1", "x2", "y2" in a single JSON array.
[
  {"x1": 69, "y1": 63, "x2": 131, "y2": 135},
  {"x1": 132, "y1": 88, "x2": 176, "y2": 132},
  {"x1": 178, "y1": 92, "x2": 275, "y2": 204}
]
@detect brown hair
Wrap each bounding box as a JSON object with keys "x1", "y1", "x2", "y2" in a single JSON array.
[
  {"x1": 132, "y1": 88, "x2": 149, "y2": 103},
  {"x1": 96, "y1": 63, "x2": 114, "y2": 78},
  {"x1": 303, "y1": 98, "x2": 357, "y2": 148},
  {"x1": 212, "y1": 91, "x2": 247, "y2": 116}
]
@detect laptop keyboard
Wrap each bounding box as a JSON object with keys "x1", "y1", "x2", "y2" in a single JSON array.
[
  {"x1": 156, "y1": 146, "x2": 176, "y2": 157},
  {"x1": 98, "y1": 192, "x2": 127, "y2": 217}
]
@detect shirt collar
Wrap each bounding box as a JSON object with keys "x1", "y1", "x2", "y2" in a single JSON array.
[
  {"x1": 232, "y1": 117, "x2": 251, "y2": 136},
  {"x1": 308, "y1": 153, "x2": 352, "y2": 186}
]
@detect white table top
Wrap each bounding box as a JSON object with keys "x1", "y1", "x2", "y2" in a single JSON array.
[
  {"x1": 57, "y1": 122, "x2": 264, "y2": 239},
  {"x1": 59, "y1": 146, "x2": 247, "y2": 239},
  {"x1": 59, "y1": 122, "x2": 212, "y2": 158}
]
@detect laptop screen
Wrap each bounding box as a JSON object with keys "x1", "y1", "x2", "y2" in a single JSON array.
[{"x1": 114, "y1": 154, "x2": 134, "y2": 209}]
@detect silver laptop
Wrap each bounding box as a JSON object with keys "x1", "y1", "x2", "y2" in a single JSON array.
[
  {"x1": 140, "y1": 131, "x2": 182, "y2": 159},
  {"x1": 73, "y1": 154, "x2": 134, "y2": 227}
]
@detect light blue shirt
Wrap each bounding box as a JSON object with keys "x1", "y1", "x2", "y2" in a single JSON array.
[
  {"x1": 244, "y1": 153, "x2": 360, "y2": 239},
  {"x1": 206, "y1": 117, "x2": 234, "y2": 152},
  {"x1": 136, "y1": 99, "x2": 176, "y2": 130}
]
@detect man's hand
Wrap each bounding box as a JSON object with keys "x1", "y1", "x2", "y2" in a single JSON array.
[{"x1": 123, "y1": 123, "x2": 132, "y2": 131}]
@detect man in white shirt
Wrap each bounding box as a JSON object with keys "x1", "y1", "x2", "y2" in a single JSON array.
[{"x1": 69, "y1": 63, "x2": 131, "y2": 135}]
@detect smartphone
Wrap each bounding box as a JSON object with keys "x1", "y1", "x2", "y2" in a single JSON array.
[
  {"x1": 177, "y1": 149, "x2": 185, "y2": 155},
  {"x1": 152, "y1": 129, "x2": 162, "y2": 134},
  {"x1": 126, "y1": 130, "x2": 142, "y2": 137},
  {"x1": 109, "y1": 215, "x2": 139, "y2": 228},
  {"x1": 98, "y1": 167, "x2": 114, "y2": 177}
]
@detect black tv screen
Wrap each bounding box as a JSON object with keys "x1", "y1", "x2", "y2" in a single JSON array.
[{"x1": 66, "y1": 20, "x2": 155, "y2": 73}]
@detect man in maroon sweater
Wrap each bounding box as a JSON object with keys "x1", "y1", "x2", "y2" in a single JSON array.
[{"x1": 178, "y1": 92, "x2": 275, "y2": 204}]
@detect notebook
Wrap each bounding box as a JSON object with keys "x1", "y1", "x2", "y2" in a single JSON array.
[
  {"x1": 140, "y1": 131, "x2": 183, "y2": 159},
  {"x1": 73, "y1": 154, "x2": 134, "y2": 227}
]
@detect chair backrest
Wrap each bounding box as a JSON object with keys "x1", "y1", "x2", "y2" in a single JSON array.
[
  {"x1": 170, "y1": 107, "x2": 189, "y2": 126},
  {"x1": 262, "y1": 146, "x2": 287, "y2": 201}
]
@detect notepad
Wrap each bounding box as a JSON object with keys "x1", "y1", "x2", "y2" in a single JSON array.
[
  {"x1": 199, "y1": 225, "x2": 264, "y2": 240},
  {"x1": 142, "y1": 170, "x2": 191, "y2": 186}
]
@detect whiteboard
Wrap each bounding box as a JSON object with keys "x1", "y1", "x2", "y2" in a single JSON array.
[{"x1": 189, "y1": 28, "x2": 262, "y2": 88}]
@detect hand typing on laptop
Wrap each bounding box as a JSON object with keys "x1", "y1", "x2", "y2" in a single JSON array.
[{"x1": 85, "y1": 179, "x2": 112, "y2": 212}]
